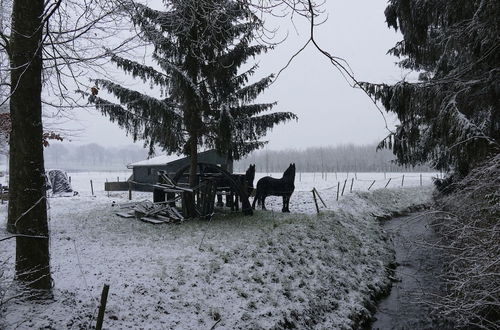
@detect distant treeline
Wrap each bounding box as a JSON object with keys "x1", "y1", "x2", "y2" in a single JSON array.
[
  {"x1": 43, "y1": 143, "x2": 149, "y2": 171},
  {"x1": 23, "y1": 142, "x2": 434, "y2": 173},
  {"x1": 235, "y1": 144, "x2": 433, "y2": 173}
]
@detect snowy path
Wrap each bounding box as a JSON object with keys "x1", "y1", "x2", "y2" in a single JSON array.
[{"x1": 371, "y1": 212, "x2": 455, "y2": 329}]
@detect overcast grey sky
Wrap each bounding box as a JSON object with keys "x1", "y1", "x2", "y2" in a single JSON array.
[{"x1": 63, "y1": 0, "x2": 406, "y2": 151}]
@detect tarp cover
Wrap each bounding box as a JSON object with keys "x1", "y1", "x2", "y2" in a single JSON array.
[{"x1": 47, "y1": 169, "x2": 74, "y2": 196}]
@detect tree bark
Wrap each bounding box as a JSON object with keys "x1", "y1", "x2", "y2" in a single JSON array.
[
  {"x1": 7, "y1": 0, "x2": 51, "y2": 292},
  {"x1": 188, "y1": 135, "x2": 198, "y2": 188}
]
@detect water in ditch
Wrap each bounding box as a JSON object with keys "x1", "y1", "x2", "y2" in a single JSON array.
[{"x1": 371, "y1": 212, "x2": 455, "y2": 330}]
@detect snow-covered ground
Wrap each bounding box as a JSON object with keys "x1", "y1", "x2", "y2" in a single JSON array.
[{"x1": 0, "y1": 171, "x2": 434, "y2": 329}]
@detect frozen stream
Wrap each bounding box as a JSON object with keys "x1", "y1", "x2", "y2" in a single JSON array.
[{"x1": 371, "y1": 212, "x2": 455, "y2": 330}]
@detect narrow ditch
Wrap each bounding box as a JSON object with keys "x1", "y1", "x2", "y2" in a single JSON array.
[{"x1": 370, "y1": 212, "x2": 455, "y2": 329}]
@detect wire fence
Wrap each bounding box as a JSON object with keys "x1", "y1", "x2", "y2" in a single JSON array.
[
  {"x1": 253, "y1": 172, "x2": 440, "y2": 214},
  {"x1": 15, "y1": 171, "x2": 439, "y2": 215}
]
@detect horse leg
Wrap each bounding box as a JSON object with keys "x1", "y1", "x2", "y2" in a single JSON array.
[
  {"x1": 285, "y1": 196, "x2": 290, "y2": 212},
  {"x1": 216, "y1": 194, "x2": 224, "y2": 207},
  {"x1": 261, "y1": 195, "x2": 267, "y2": 210},
  {"x1": 230, "y1": 190, "x2": 235, "y2": 211},
  {"x1": 282, "y1": 196, "x2": 287, "y2": 212},
  {"x1": 252, "y1": 190, "x2": 259, "y2": 209},
  {"x1": 235, "y1": 193, "x2": 240, "y2": 211}
]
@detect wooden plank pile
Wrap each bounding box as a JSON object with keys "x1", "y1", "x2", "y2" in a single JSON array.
[{"x1": 114, "y1": 200, "x2": 184, "y2": 224}]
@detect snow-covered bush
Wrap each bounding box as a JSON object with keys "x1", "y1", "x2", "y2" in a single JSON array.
[{"x1": 433, "y1": 153, "x2": 500, "y2": 329}]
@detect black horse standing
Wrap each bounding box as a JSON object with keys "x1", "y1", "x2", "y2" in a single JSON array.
[{"x1": 252, "y1": 163, "x2": 295, "y2": 212}]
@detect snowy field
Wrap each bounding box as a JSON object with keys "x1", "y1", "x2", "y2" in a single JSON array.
[{"x1": 0, "y1": 171, "x2": 435, "y2": 329}]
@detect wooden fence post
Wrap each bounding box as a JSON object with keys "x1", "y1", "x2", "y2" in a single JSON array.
[
  {"x1": 90, "y1": 180, "x2": 94, "y2": 196},
  {"x1": 420, "y1": 173, "x2": 422, "y2": 186},
  {"x1": 350, "y1": 178, "x2": 354, "y2": 192},
  {"x1": 314, "y1": 188, "x2": 327, "y2": 208},
  {"x1": 95, "y1": 284, "x2": 110, "y2": 330},
  {"x1": 368, "y1": 180, "x2": 376, "y2": 190},
  {"x1": 336, "y1": 182, "x2": 340, "y2": 201},
  {"x1": 401, "y1": 175, "x2": 405, "y2": 187},
  {"x1": 384, "y1": 178, "x2": 392, "y2": 188},
  {"x1": 128, "y1": 182, "x2": 132, "y2": 200},
  {"x1": 312, "y1": 189, "x2": 320, "y2": 214},
  {"x1": 341, "y1": 179, "x2": 347, "y2": 196}
]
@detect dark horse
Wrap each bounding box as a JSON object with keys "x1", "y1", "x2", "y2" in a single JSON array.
[
  {"x1": 252, "y1": 163, "x2": 295, "y2": 212},
  {"x1": 243, "y1": 164, "x2": 256, "y2": 195},
  {"x1": 216, "y1": 164, "x2": 255, "y2": 210}
]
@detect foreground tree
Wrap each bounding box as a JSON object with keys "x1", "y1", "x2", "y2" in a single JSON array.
[
  {"x1": 361, "y1": 0, "x2": 500, "y2": 178},
  {"x1": 7, "y1": 0, "x2": 51, "y2": 291},
  {"x1": 1, "y1": 0, "x2": 135, "y2": 294},
  {"x1": 86, "y1": 0, "x2": 296, "y2": 186}
]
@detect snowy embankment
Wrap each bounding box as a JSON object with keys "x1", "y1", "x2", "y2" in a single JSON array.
[{"x1": 0, "y1": 182, "x2": 432, "y2": 329}]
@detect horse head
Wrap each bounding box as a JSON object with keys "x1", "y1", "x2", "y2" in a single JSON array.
[
  {"x1": 283, "y1": 163, "x2": 296, "y2": 182},
  {"x1": 245, "y1": 164, "x2": 256, "y2": 188}
]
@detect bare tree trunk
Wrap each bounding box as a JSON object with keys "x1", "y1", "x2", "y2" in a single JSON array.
[{"x1": 7, "y1": 0, "x2": 51, "y2": 292}]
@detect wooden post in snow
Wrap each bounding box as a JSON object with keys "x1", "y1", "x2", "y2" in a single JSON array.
[
  {"x1": 128, "y1": 182, "x2": 132, "y2": 200},
  {"x1": 368, "y1": 180, "x2": 376, "y2": 190},
  {"x1": 420, "y1": 173, "x2": 422, "y2": 186},
  {"x1": 314, "y1": 188, "x2": 327, "y2": 208},
  {"x1": 401, "y1": 175, "x2": 405, "y2": 187},
  {"x1": 95, "y1": 284, "x2": 110, "y2": 330},
  {"x1": 90, "y1": 180, "x2": 94, "y2": 196},
  {"x1": 312, "y1": 189, "x2": 320, "y2": 214},
  {"x1": 341, "y1": 179, "x2": 347, "y2": 196},
  {"x1": 336, "y1": 182, "x2": 340, "y2": 201},
  {"x1": 384, "y1": 178, "x2": 392, "y2": 188},
  {"x1": 350, "y1": 178, "x2": 354, "y2": 192}
]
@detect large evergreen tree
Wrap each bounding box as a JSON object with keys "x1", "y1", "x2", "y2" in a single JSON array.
[
  {"x1": 361, "y1": 0, "x2": 499, "y2": 177},
  {"x1": 85, "y1": 0, "x2": 296, "y2": 186}
]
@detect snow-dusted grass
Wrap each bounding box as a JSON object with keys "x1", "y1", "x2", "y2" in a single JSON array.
[{"x1": 0, "y1": 172, "x2": 433, "y2": 329}]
